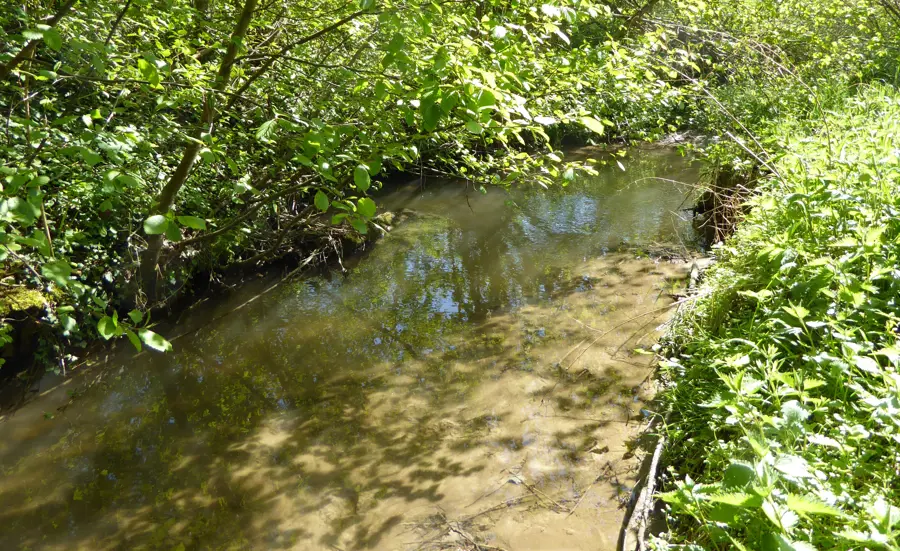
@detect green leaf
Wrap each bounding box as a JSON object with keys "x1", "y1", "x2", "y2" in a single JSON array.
[
  {"x1": 18, "y1": 235, "x2": 50, "y2": 256},
  {"x1": 22, "y1": 29, "x2": 44, "y2": 41},
  {"x1": 580, "y1": 116, "x2": 606, "y2": 135},
  {"x1": 43, "y1": 28, "x2": 62, "y2": 51},
  {"x1": 836, "y1": 529, "x2": 888, "y2": 546},
  {"x1": 41, "y1": 260, "x2": 72, "y2": 287},
  {"x1": 477, "y1": 89, "x2": 496, "y2": 109},
  {"x1": 81, "y1": 148, "x2": 102, "y2": 166},
  {"x1": 143, "y1": 215, "x2": 168, "y2": 235},
  {"x1": 869, "y1": 497, "x2": 900, "y2": 528},
  {"x1": 774, "y1": 454, "x2": 811, "y2": 478},
  {"x1": 702, "y1": 492, "x2": 763, "y2": 508},
  {"x1": 60, "y1": 314, "x2": 77, "y2": 335},
  {"x1": 357, "y1": 197, "x2": 376, "y2": 218},
  {"x1": 137, "y1": 58, "x2": 160, "y2": 86},
  {"x1": 128, "y1": 310, "x2": 143, "y2": 324},
  {"x1": 176, "y1": 215, "x2": 206, "y2": 230},
  {"x1": 441, "y1": 92, "x2": 459, "y2": 114},
  {"x1": 864, "y1": 226, "x2": 886, "y2": 247},
  {"x1": 256, "y1": 119, "x2": 277, "y2": 141},
  {"x1": 359, "y1": 0, "x2": 375, "y2": 9},
  {"x1": 116, "y1": 173, "x2": 140, "y2": 188},
  {"x1": 367, "y1": 156, "x2": 383, "y2": 176},
  {"x1": 855, "y1": 356, "x2": 880, "y2": 374},
  {"x1": 198, "y1": 148, "x2": 216, "y2": 163},
  {"x1": 314, "y1": 191, "x2": 329, "y2": 212},
  {"x1": 374, "y1": 80, "x2": 387, "y2": 101},
  {"x1": 386, "y1": 33, "x2": 405, "y2": 54},
  {"x1": 782, "y1": 303, "x2": 809, "y2": 322},
  {"x1": 97, "y1": 316, "x2": 116, "y2": 340},
  {"x1": 466, "y1": 120, "x2": 483, "y2": 134},
  {"x1": 6, "y1": 197, "x2": 39, "y2": 226},
  {"x1": 225, "y1": 156, "x2": 239, "y2": 174},
  {"x1": 768, "y1": 533, "x2": 818, "y2": 551},
  {"x1": 723, "y1": 462, "x2": 756, "y2": 488},
  {"x1": 422, "y1": 102, "x2": 442, "y2": 132},
  {"x1": 763, "y1": 499, "x2": 799, "y2": 532},
  {"x1": 125, "y1": 329, "x2": 142, "y2": 351},
  {"x1": 785, "y1": 494, "x2": 843, "y2": 517},
  {"x1": 354, "y1": 166, "x2": 371, "y2": 192},
  {"x1": 165, "y1": 222, "x2": 182, "y2": 242},
  {"x1": 350, "y1": 218, "x2": 368, "y2": 234},
  {"x1": 138, "y1": 329, "x2": 172, "y2": 352}
]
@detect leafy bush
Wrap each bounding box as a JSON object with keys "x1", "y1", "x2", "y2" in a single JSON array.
[{"x1": 3, "y1": 0, "x2": 680, "y2": 370}]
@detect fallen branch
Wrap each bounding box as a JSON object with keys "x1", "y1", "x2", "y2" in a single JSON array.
[
  {"x1": 447, "y1": 522, "x2": 508, "y2": 551},
  {"x1": 621, "y1": 422, "x2": 666, "y2": 551}
]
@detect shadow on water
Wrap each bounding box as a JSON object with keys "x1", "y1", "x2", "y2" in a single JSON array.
[{"x1": 0, "y1": 148, "x2": 701, "y2": 551}]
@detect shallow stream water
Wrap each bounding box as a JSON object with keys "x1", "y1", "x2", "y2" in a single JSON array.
[{"x1": 0, "y1": 147, "x2": 700, "y2": 551}]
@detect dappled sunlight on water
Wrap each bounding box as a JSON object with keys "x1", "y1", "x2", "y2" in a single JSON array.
[{"x1": 0, "y1": 148, "x2": 700, "y2": 550}]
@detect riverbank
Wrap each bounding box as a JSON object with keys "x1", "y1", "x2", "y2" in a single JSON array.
[{"x1": 652, "y1": 85, "x2": 900, "y2": 549}]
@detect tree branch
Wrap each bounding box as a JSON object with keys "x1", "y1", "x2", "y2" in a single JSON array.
[
  {"x1": 235, "y1": 206, "x2": 316, "y2": 267},
  {"x1": 104, "y1": 0, "x2": 133, "y2": 46},
  {"x1": 172, "y1": 173, "x2": 316, "y2": 251},
  {"x1": 141, "y1": 0, "x2": 259, "y2": 302},
  {"x1": 0, "y1": 0, "x2": 79, "y2": 81},
  {"x1": 225, "y1": 9, "x2": 369, "y2": 111}
]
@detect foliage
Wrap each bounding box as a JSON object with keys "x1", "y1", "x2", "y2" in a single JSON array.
[
  {"x1": 656, "y1": 86, "x2": 900, "y2": 550},
  {"x1": 2, "y1": 0, "x2": 698, "y2": 369}
]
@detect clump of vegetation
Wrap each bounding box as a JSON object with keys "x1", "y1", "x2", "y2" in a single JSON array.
[
  {"x1": 655, "y1": 86, "x2": 900, "y2": 550},
  {"x1": 3, "y1": 0, "x2": 706, "y2": 373}
]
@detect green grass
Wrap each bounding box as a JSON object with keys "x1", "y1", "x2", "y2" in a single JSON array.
[{"x1": 654, "y1": 84, "x2": 900, "y2": 551}]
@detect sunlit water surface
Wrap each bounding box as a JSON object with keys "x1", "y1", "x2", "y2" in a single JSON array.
[{"x1": 0, "y1": 148, "x2": 700, "y2": 551}]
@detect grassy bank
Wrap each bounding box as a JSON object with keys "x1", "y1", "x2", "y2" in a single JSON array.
[{"x1": 654, "y1": 85, "x2": 900, "y2": 550}]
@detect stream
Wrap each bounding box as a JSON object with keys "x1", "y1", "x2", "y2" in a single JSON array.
[{"x1": 0, "y1": 147, "x2": 701, "y2": 551}]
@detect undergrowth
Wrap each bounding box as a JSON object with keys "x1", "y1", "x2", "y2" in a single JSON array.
[{"x1": 655, "y1": 85, "x2": 900, "y2": 550}]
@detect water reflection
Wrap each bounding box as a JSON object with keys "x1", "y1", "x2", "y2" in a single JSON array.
[{"x1": 0, "y1": 148, "x2": 699, "y2": 551}]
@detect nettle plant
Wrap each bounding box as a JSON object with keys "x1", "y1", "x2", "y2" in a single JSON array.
[{"x1": 655, "y1": 87, "x2": 900, "y2": 551}]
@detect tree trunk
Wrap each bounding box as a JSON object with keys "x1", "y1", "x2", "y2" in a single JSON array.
[{"x1": 140, "y1": 0, "x2": 258, "y2": 302}]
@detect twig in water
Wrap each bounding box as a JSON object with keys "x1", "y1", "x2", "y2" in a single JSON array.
[
  {"x1": 448, "y1": 522, "x2": 508, "y2": 551},
  {"x1": 566, "y1": 464, "x2": 611, "y2": 518},
  {"x1": 509, "y1": 473, "x2": 570, "y2": 513},
  {"x1": 555, "y1": 337, "x2": 588, "y2": 367},
  {"x1": 564, "y1": 298, "x2": 693, "y2": 371}
]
